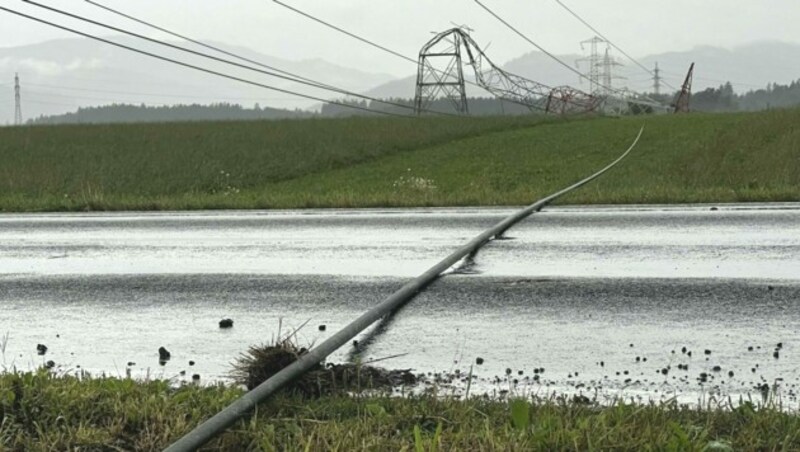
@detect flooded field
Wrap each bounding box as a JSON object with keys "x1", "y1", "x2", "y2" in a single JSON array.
[{"x1": 1, "y1": 204, "x2": 799, "y2": 405}]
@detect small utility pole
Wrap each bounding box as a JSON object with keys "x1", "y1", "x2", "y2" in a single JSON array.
[
  {"x1": 14, "y1": 73, "x2": 22, "y2": 125},
  {"x1": 653, "y1": 62, "x2": 662, "y2": 96}
]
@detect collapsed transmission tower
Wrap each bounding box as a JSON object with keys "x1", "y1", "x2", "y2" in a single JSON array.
[
  {"x1": 414, "y1": 29, "x2": 470, "y2": 115},
  {"x1": 673, "y1": 62, "x2": 695, "y2": 113},
  {"x1": 414, "y1": 28, "x2": 599, "y2": 116},
  {"x1": 14, "y1": 73, "x2": 22, "y2": 125}
]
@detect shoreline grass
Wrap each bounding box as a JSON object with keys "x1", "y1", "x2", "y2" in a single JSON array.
[
  {"x1": 1, "y1": 370, "x2": 799, "y2": 450},
  {"x1": 1, "y1": 110, "x2": 798, "y2": 212}
]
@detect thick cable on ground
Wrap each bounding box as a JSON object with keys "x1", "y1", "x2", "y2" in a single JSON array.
[{"x1": 164, "y1": 125, "x2": 645, "y2": 452}]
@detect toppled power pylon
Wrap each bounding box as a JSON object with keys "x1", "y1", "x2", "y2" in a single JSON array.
[
  {"x1": 414, "y1": 28, "x2": 600, "y2": 116},
  {"x1": 673, "y1": 62, "x2": 695, "y2": 113},
  {"x1": 414, "y1": 28, "x2": 470, "y2": 114}
]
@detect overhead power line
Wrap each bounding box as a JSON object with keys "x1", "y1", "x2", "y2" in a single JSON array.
[
  {"x1": 23, "y1": 0, "x2": 433, "y2": 116},
  {"x1": 552, "y1": 0, "x2": 678, "y2": 91},
  {"x1": 272, "y1": 0, "x2": 413, "y2": 64},
  {"x1": 472, "y1": 0, "x2": 619, "y2": 95},
  {"x1": 473, "y1": 0, "x2": 665, "y2": 109},
  {"x1": 84, "y1": 0, "x2": 341, "y2": 92},
  {"x1": 25, "y1": 82, "x2": 300, "y2": 101},
  {"x1": 270, "y1": 0, "x2": 495, "y2": 97},
  {"x1": 0, "y1": 6, "x2": 411, "y2": 118}
]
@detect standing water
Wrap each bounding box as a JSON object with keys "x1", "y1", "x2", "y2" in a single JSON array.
[{"x1": 1, "y1": 204, "x2": 799, "y2": 405}]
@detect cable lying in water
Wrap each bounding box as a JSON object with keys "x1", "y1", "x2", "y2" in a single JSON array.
[{"x1": 165, "y1": 125, "x2": 645, "y2": 452}]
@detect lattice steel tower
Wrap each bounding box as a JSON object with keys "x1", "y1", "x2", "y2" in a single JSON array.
[
  {"x1": 414, "y1": 29, "x2": 469, "y2": 115},
  {"x1": 14, "y1": 73, "x2": 22, "y2": 125},
  {"x1": 653, "y1": 62, "x2": 662, "y2": 96}
]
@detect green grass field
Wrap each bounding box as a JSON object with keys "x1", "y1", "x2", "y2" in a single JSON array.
[
  {"x1": 2, "y1": 371, "x2": 798, "y2": 451},
  {"x1": 0, "y1": 110, "x2": 798, "y2": 211}
]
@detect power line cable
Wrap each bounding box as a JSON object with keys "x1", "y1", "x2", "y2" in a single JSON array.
[
  {"x1": 0, "y1": 6, "x2": 411, "y2": 118},
  {"x1": 22, "y1": 0, "x2": 435, "y2": 116},
  {"x1": 552, "y1": 0, "x2": 678, "y2": 91},
  {"x1": 272, "y1": 0, "x2": 414, "y2": 64},
  {"x1": 473, "y1": 0, "x2": 662, "y2": 106},
  {"x1": 25, "y1": 81, "x2": 301, "y2": 101},
  {"x1": 270, "y1": 0, "x2": 495, "y2": 97},
  {"x1": 84, "y1": 1, "x2": 347, "y2": 94}
]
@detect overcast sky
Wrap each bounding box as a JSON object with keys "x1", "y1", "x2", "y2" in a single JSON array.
[{"x1": 2, "y1": 0, "x2": 800, "y2": 77}]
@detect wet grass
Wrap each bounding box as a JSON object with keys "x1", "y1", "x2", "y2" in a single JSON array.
[
  {"x1": 1, "y1": 109, "x2": 798, "y2": 212},
  {"x1": 2, "y1": 370, "x2": 800, "y2": 451}
]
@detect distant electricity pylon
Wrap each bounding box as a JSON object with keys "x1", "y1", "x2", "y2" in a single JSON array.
[
  {"x1": 576, "y1": 36, "x2": 604, "y2": 95},
  {"x1": 653, "y1": 62, "x2": 662, "y2": 96},
  {"x1": 673, "y1": 62, "x2": 695, "y2": 113},
  {"x1": 14, "y1": 72, "x2": 23, "y2": 125}
]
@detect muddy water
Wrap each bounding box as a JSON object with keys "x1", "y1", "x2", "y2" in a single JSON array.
[{"x1": 1, "y1": 204, "x2": 799, "y2": 405}]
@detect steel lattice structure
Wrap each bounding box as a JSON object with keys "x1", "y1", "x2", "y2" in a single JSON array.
[
  {"x1": 674, "y1": 62, "x2": 695, "y2": 113},
  {"x1": 415, "y1": 28, "x2": 600, "y2": 116}
]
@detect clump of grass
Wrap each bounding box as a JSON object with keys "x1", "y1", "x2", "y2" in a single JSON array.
[
  {"x1": 230, "y1": 338, "x2": 416, "y2": 397},
  {"x1": 230, "y1": 338, "x2": 316, "y2": 392}
]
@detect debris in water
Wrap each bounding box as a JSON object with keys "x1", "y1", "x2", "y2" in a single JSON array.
[
  {"x1": 45, "y1": 360, "x2": 55, "y2": 369},
  {"x1": 476, "y1": 357, "x2": 484, "y2": 365},
  {"x1": 158, "y1": 346, "x2": 171, "y2": 365},
  {"x1": 36, "y1": 344, "x2": 48, "y2": 355},
  {"x1": 318, "y1": 325, "x2": 327, "y2": 332},
  {"x1": 219, "y1": 319, "x2": 234, "y2": 329}
]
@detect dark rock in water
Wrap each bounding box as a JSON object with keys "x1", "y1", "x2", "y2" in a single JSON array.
[
  {"x1": 777, "y1": 342, "x2": 784, "y2": 349},
  {"x1": 704, "y1": 349, "x2": 712, "y2": 355},
  {"x1": 192, "y1": 374, "x2": 201, "y2": 381},
  {"x1": 728, "y1": 371, "x2": 735, "y2": 377},
  {"x1": 475, "y1": 357, "x2": 484, "y2": 365},
  {"x1": 712, "y1": 366, "x2": 722, "y2": 372},
  {"x1": 710, "y1": 207, "x2": 719, "y2": 211},
  {"x1": 36, "y1": 344, "x2": 48, "y2": 355},
  {"x1": 661, "y1": 368, "x2": 669, "y2": 375},
  {"x1": 681, "y1": 346, "x2": 687, "y2": 354},
  {"x1": 318, "y1": 325, "x2": 327, "y2": 332},
  {"x1": 774, "y1": 351, "x2": 780, "y2": 359},
  {"x1": 219, "y1": 319, "x2": 234, "y2": 329},
  {"x1": 505, "y1": 368, "x2": 512, "y2": 375},
  {"x1": 189, "y1": 360, "x2": 195, "y2": 366},
  {"x1": 45, "y1": 360, "x2": 55, "y2": 369},
  {"x1": 748, "y1": 346, "x2": 754, "y2": 351},
  {"x1": 158, "y1": 346, "x2": 171, "y2": 363},
  {"x1": 126, "y1": 361, "x2": 135, "y2": 367},
  {"x1": 352, "y1": 340, "x2": 359, "y2": 348}
]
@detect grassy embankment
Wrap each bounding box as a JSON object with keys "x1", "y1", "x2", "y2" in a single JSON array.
[
  {"x1": 2, "y1": 371, "x2": 799, "y2": 450},
  {"x1": 0, "y1": 109, "x2": 798, "y2": 212}
]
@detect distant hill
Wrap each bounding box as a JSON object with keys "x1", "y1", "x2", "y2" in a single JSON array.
[
  {"x1": 0, "y1": 37, "x2": 395, "y2": 125},
  {"x1": 27, "y1": 103, "x2": 314, "y2": 125}
]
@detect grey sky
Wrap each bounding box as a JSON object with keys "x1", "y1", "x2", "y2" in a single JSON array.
[{"x1": 2, "y1": 0, "x2": 799, "y2": 77}]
